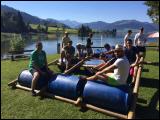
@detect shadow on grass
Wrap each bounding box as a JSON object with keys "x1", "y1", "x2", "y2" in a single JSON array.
[
  {"x1": 140, "y1": 77, "x2": 159, "y2": 89},
  {"x1": 136, "y1": 89, "x2": 159, "y2": 119},
  {"x1": 143, "y1": 62, "x2": 159, "y2": 66}
]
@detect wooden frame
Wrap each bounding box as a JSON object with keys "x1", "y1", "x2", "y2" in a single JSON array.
[{"x1": 8, "y1": 57, "x2": 144, "y2": 119}]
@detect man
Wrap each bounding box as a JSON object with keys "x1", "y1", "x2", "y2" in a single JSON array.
[
  {"x1": 61, "y1": 31, "x2": 71, "y2": 64},
  {"x1": 64, "y1": 40, "x2": 75, "y2": 71},
  {"x1": 124, "y1": 30, "x2": 132, "y2": 47},
  {"x1": 86, "y1": 33, "x2": 93, "y2": 56},
  {"x1": 134, "y1": 27, "x2": 147, "y2": 57},
  {"x1": 81, "y1": 44, "x2": 130, "y2": 86},
  {"x1": 29, "y1": 42, "x2": 53, "y2": 96},
  {"x1": 125, "y1": 39, "x2": 140, "y2": 67}
]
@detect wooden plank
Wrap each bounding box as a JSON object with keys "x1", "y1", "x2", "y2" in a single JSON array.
[{"x1": 16, "y1": 84, "x2": 39, "y2": 93}]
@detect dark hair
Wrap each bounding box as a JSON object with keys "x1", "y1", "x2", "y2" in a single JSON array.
[
  {"x1": 126, "y1": 39, "x2": 132, "y2": 43},
  {"x1": 104, "y1": 43, "x2": 111, "y2": 49},
  {"x1": 36, "y1": 41, "x2": 42, "y2": 47},
  {"x1": 68, "y1": 40, "x2": 72, "y2": 44},
  {"x1": 140, "y1": 27, "x2": 144, "y2": 31},
  {"x1": 128, "y1": 30, "x2": 132, "y2": 33},
  {"x1": 89, "y1": 33, "x2": 93, "y2": 37}
]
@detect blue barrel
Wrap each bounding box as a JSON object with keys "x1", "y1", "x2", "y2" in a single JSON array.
[
  {"x1": 48, "y1": 74, "x2": 86, "y2": 100},
  {"x1": 18, "y1": 70, "x2": 48, "y2": 90},
  {"x1": 82, "y1": 80, "x2": 131, "y2": 114}
]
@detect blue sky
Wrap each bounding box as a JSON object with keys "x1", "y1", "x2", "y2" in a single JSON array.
[{"x1": 1, "y1": 1, "x2": 152, "y2": 23}]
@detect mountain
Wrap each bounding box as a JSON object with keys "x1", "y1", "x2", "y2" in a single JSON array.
[
  {"x1": 1, "y1": 5, "x2": 69, "y2": 28},
  {"x1": 76, "y1": 20, "x2": 159, "y2": 32},
  {"x1": 59, "y1": 19, "x2": 82, "y2": 28}
]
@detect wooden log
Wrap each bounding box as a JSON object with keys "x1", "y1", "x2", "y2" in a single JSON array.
[
  {"x1": 128, "y1": 58, "x2": 144, "y2": 119},
  {"x1": 48, "y1": 59, "x2": 59, "y2": 66},
  {"x1": 64, "y1": 57, "x2": 89, "y2": 74},
  {"x1": 83, "y1": 103, "x2": 128, "y2": 119},
  {"x1": 8, "y1": 79, "x2": 18, "y2": 86},
  {"x1": 16, "y1": 84, "x2": 39, "y2": 93}
]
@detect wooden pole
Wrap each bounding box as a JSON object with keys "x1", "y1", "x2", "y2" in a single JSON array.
[
  {"x1": 83, "y1": 103, "x2": 128, "y2": 119},
  {"x1": 64, "y1": 57, "x2": 89, "y2": 74},
  {"x1": 128, "y1": 57, "x2": 144, "y2": 119},
  {"x1": 43, "y1": 92, "x2": 77, "y2": 105},
  {"x1": 16, "y1": 84, "x2": 39, "y2": 93},
  {"x1": 48, "y1": 59, "x2": 58, "y2": 66},
  {"x1": 8, "y1": 79, "x2": 18, "y2": 86}
]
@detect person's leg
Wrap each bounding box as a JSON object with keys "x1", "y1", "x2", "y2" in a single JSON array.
[{"x1": 31, "y1": 71, "x2": 40, "y2": 96}]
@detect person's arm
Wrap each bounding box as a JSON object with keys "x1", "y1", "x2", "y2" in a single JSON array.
[
  {"x1": 104, "y1": 50, "x2": 114, "y2": 55},
  {"x1": 96, "y1": 64, "x2": 117, "y2": 75},
  {"x1": 131, "y1": 54, "x2": 140, "y2": 67},
  {"x1": 134, "y1": 34, "x2": 138, "y2": 46}
]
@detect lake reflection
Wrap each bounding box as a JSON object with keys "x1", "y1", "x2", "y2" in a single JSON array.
[{"x1": 1, "y1": 33, "x2": 156, "y2": 59}]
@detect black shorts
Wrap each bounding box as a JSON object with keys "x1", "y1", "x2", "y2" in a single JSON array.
[
  {"x1": 136, "y1": 46, "x2": 146, "y2": 53},
  {"x1": 30, "y1": 66, "x2": 48, "y2": 75}
]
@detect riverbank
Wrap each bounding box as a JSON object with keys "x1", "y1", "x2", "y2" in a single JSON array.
[{"x1": 1, "y1": 48, "x2": 159, "y2": 119}]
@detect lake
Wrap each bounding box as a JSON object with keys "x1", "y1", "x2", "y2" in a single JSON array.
[{"x1": 1, "y1": 33, "x2": 156, "y2": 59}]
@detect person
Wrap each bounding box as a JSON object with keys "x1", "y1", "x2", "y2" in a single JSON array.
[
  {"x1": 63, "y1": 40, "x2": 75, "y2": 71},
  {"x1": 123, "y1": 30, "x2": 132, "y2": 47},
  {"x1": 76, "y1": 43, "x2": 85, "y2": 60},
  {"x1": 124, "y1": 39, "x2": 141, "y2": 84},
  {"x1": 100, "y1": 43, "x2": 114, "y2": 62},
  {"x1": 86, "y1": 33, "x2": 93, "y2": 56},
  {"x1": 60, "y1": 31, "x2": 71, "y2": 64},
  {"x1": 29, "y1": 42, "x2": 53, "y2": 96},
  {"x1": 134, "y1": 27, "x2": 147, "y2": 57},
  {"x1": 124, "y1": 39, "x2": 140, "y2": 67},
  {"x1": 81, "y1": 44, "x2": 130, "y2": 86}
]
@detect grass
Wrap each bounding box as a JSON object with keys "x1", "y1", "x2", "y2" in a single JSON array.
[
  {"x1": 1, "y1": 49, "x2": 159, "y2": 119},
  {"x1": 30, "y1": 24, "x2": 78, "y2": 34}
]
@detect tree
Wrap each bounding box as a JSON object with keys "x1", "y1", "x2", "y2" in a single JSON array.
[
  {"x1": 17, "y1": 11, "x2": 27, "y2": 33},
  {"x1": 144, "y1": 1, "x2": 159, "y2": 24}
]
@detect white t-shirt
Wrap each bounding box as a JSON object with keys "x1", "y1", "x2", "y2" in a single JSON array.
[
  {"x1": 124, "y1": 34, "x2": 132, "y2": 47},
  {"x1": 134, "y1": 33, "x2": 147, "y2": 46},
  {"x1": 113, "y1": 56, "x2": 130, "y2": 84}
]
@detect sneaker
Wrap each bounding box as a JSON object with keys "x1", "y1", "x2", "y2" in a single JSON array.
[{"x1": 32, "y1": 90, "x2": 37, "y2": 96}]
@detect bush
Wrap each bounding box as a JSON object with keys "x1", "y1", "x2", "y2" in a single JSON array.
[{"x1": 10, "y1": 34, "x2": 25, "y2": 53}]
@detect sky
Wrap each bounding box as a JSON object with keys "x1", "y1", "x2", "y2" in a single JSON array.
[{"x1": 1, "y1": 1, "x2": 152, "y2": 23}]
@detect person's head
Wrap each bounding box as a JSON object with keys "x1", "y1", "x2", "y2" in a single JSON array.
[
  {"x1": 76, "y1": 43, "x2": 82, "y2": 50},
  {"x1": 67, "y1": 40, "x2": 72, "y2": 47},
  {"x1": 104, "y1": 43, "x2": 111, "y2": 51},
  {"x1": 114, "y1": 44, "x2": 124, "y2": 58},
  {"x1": 88, "y1": 33, "x2": 93, "y2": 38},
  {"x1": 126, "y1": 39, "x2": 133, "y2": 49},
  {"x1": 36, "y1": 41, "x2": 43, "y2": 51},
  {"x1": 65, "y1": 31, "x2": 69, "y2": 37},
  {"x1": 140, "y1": 27, "x2": 144, "y2": 34},
  {"x1": 128, "y1": 30, "x2": 132, "y2": 35}
]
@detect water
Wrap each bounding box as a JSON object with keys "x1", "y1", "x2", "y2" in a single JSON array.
[{"x1": 1, "y1": 33, "x2": 156, "y2": 59}]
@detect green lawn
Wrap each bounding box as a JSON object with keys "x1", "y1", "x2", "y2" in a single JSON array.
[{"x1": 1, "y1": 49, "x2": 159, "y2": 119}]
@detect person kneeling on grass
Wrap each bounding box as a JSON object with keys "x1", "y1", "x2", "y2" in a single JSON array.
[
  {"x1": 81, "y1": 44, "x2": 130, "y2": 86},
  {"x1": 29, "y1": 41, "x2": 54, "y2": 96}
]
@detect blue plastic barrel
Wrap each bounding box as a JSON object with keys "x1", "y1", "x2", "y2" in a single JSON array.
[
  {"x1": 48, "y1": 74, "x2": 86, "y2": 100},
  {"x1": 18, "y1": 70, "x2": 48, "y2": 90},
  {"x1": 82, "y1": 80, "x2": 131, "y2": 114}
]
